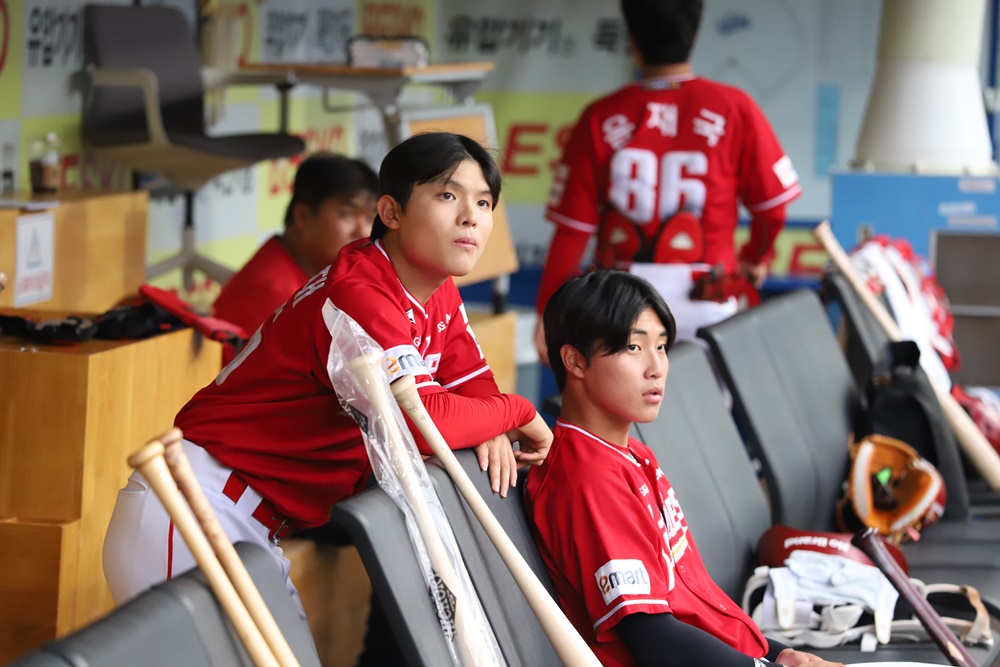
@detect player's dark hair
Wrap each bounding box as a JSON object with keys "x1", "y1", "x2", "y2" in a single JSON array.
[
  {"x1": 621, "y1": 0, "x2": 703, "y2": 66},
  {"x1": 544, "y1": 271, "x2": 676, "y2": 390},
  {"x1": 370, "y1": 132, "x2": 502, "y2": 241},
  {"x1": 284, "y1": 153, "x2": 378, "y2": 227}
]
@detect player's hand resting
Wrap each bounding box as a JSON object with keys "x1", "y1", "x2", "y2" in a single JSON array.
[
  {"x1": 475, "y1": 433, "x2": 517, "y2": 498},
  {"x1": 775, "y1": 648, "x2": 846, "y2": 666},
  {"x1": 508, "y1": 411, "x2": 553, "y2": 469},
  {"x1": 739, "y1": 259, "x2": 768, "y2": 288}
]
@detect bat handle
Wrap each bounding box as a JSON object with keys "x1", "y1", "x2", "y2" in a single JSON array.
[
  {"x1": 852, "y1": 528, "x2": 980, "y2": 667},
  {"x1": 160, "y1": 430, "x2": 301, "y2": 667},
  {"x1": 128, "y1": 441, "x2": 280, "y2": 667},
  {"x1": 390, "y1": 375, "x2": 603, "y2": 667}
]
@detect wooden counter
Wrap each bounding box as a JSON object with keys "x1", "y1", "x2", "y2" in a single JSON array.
[
  {"x1": 0, "y1": 322, "x2": 222, "y2": 663},
  {"x1": 0, "y1": 190, "x2": 147, "y2": 312}
]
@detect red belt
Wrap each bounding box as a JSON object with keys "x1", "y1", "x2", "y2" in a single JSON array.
[{"x1": 222, "y1": 473, "x2": 294, "y2": 542}]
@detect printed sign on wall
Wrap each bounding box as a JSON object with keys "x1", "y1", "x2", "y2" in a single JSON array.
[{"x1": 14, "y1": 210, "x2": 54, "y2": 306}]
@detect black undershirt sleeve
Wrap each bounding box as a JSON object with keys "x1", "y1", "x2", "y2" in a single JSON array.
[
  {"x1": 766, "y1": 637, "x2": 790, "y2": 662},
  {"x1": 616, "y1": 613, "x2": 776, "y2": 667}
]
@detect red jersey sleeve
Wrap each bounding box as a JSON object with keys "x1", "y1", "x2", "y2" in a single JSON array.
[
  {"x1": 535, "y1": 224, "x2": 592, "y2": 316},
  {"x1": 736, "y1": 94, "x2": 801, "y2": 216},
  {"x1": 545, "y1": 107, "x2": 604, "y2": 234},
  {"x1": 414, "y1": 392, "x2": 536, "y2": 455}
]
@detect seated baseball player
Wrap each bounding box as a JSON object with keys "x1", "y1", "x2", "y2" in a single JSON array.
[
  {"x1": 212, "y1": 152, "x2": 379, "y2": 335},
  {"x1": 103, "y1": 132, "x2": 553, "y2": 615},
  {"x1": 525, "y1": 270, "x2": 844, "y2": 667}
]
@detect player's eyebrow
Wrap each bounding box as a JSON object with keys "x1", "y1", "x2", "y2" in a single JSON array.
[
  {"x1": 435, "y1": 175, "x2": 492, "y2": 199},
  {"x1": 631, "y1": 328, "x2": 669, "y2": 338}
]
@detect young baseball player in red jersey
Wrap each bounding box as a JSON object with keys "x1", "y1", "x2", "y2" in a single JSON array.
[
  {"x1": 103, "y1": 132, "x2": 553, "y2": 611},
  {"x1": 535, "y1": 0, "x2": 801, "y2": 356},
  {"x1": 213, "y1": 153, "x2": 379, "y2": 335},
  {"x1": 525, "y1": 271, "x2": 843, "y2": 667}
]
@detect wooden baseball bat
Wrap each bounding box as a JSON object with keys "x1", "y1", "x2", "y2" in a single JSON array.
[
  {"x1": 158, "y1": 428, "x2": 301, "y2": 667},
  {"x1": 128, "y1": 440, "x2": 279, "y2": 667},
  {"x1": 813, "y1": 220, "x2": 1000, "y2": 490},
  {"x1": 852, "y1": 528, "x2": 980, "y2": 667},
  {"x1": 347, "y1": 354, "x2": 499, "y2": 667},
  {"x1": 389, "y1": 373, "x2": 603, "y2": 667}
]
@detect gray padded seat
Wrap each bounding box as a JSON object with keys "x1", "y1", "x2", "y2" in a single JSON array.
[
  {"x1": 11, "y1": 542, "x2": 320, "y2": 667},
  {"x1": 333, "y1": 452, "x2": 566, "y2": 667},
  {"x1": 697, "y1": 290, "x2": 1000, "y2": 608},
  {"x1": 644, "y1": 341, "x2": 1000, "y2": 665}
]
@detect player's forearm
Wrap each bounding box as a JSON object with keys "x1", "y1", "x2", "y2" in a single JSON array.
[
  {"x1": 739, "y1": 205, "x2": 787, "y2": 265},
  {"x1": 617, "y1": 612, "x2": 773, "y2": 667},
  {"x1": 410, "y1": 391, "x2": 537, "y2": 455},
  {"x1": 448, "y1": 372, "x2": 501, "y2": 399},
  {"x1": 535, "y1": 225, "x2": 592, "y2": 316}
]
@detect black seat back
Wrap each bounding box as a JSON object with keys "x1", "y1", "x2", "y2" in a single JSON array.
[
  {"x1": 11, "y1": 542, "x2": 320, "y2": 667},
  {"x1": 636, "y1": 342, "x2": 771, "y2": 600},
  {"x1": 333, "y1": 451, "x2": 563, "y2": 666},
  {"x1": 698, "y1": 289, "x2": 859, "y2": 531}
]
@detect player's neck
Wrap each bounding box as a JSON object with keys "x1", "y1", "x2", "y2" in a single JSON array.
[
  {"x1": 381, "y1": 234, "x2": 446, "y2": 304},
  {"x1": 560, "y1": 387, "x2": 632, "y2": 449},
  {"x1": 639, "y1": 61, "x2": 694, "y2": 80}
]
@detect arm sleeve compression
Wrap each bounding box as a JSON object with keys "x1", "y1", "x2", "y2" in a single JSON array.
[
  {"x1": 616, "y1": 613, "x2": 775, "y2": 667},
  {"x1": 407, "y1": 391, "x2": 537, "y2": 456}
]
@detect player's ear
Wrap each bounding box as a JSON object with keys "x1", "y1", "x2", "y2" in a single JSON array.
[
  {"x1": 376, "y1": 195, "x2": 402, "y2": 231},
  {"x1": 561, "y1": 344, "x2": 588, "y2": 380},
  {"x1": 290, "y1": 202, "x2": 313, "y2": 231}
]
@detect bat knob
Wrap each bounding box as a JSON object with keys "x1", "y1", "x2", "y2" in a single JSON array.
[{"x1": 128, "y1": 442, "x2": 166, "y2": 469}]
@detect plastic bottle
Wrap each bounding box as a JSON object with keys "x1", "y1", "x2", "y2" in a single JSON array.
[{"x1": 30, "y1": 132, "x2": 61, "y2": 195}]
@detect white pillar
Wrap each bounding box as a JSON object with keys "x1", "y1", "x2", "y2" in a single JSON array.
[{"x1": 853, "y1": 0, "x2": 997, "y2": 175}]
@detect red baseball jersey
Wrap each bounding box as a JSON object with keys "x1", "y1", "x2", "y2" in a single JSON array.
[
  {"x1": 213, "y1": 236, "x2": 309, "y2": 334},
  {"x1": 177, "y1": 239, "x2": 506, "y2": 528},
  {"x1": 525, "y1": 421, "x2": 768, "y2": 666},
  {"x1": 547, "y1": 74, "x2": 800, "y2": 272}
]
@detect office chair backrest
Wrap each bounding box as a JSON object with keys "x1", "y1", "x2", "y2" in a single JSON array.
[
  {"x1": 83, "y1": 4, "x2": 205, "y2": 147},
  {"x1": 11, "y1": 542, "x2": 320, "y2": 667}
]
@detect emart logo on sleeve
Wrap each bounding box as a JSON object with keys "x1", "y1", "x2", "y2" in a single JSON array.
[
  {"x1": 595, "y1": 559, "x2": 650, "y2": 605},
  {"x1": 383, "y1": 344, "x2": 428, "y2": 382}
]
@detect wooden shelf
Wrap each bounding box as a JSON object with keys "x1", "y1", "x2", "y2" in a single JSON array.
[
  {"x1": 0, "y1": 189, "x2": 147, "y2": 312},
  {"x1": 0, "y1": 324, "x2": 222, "y2": 663}
]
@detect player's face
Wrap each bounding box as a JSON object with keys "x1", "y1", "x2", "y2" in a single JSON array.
[
  {"x1": 389, "y1": 159, "x2": 494, "y2": 286},
  {"x1": 300, "y1": 191, "x2": 377, "y2": 270},
  {"x1": 583, "y1": 308, "x2": 669, "y2": 426}
]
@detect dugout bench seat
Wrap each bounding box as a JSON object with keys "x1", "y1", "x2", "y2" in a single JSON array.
[
  {"x1": 331, "y1": 339, "x2": 1000, "y2": 665},
  {"x1": 10, "y1": 542, "x2": 321, "y2": 667},
  {"x1": 697, "y1": 290, "x2": 1000, "y2": 606},
  {"x1": 646, "y1": 341, "x2": 1000, "y2": 665}
]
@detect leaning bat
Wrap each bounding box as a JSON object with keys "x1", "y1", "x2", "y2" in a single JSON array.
[
  {"x1": 853, "y1": 528, "x2": 980, "y2": 667},
  {"x1": 388, "y1": 373, "x2": 603, "y2": 667},
  {"x1": 347, "y1": 354, "x2": 499, "y2": 667},
  {"x1": 128, "y1": 439, "x2": 279, "y2": 667},
  {"x1": 159, "y1": 428, "x2": 300, "y2": 667},
  {"x1": 813, "y1": 220, "x2": 1000, "y2": 490}
]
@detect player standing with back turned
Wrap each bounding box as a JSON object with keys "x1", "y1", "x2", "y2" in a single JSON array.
[{"x1": 535, "y1": 0, "x2": 801, "y2": 355}]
